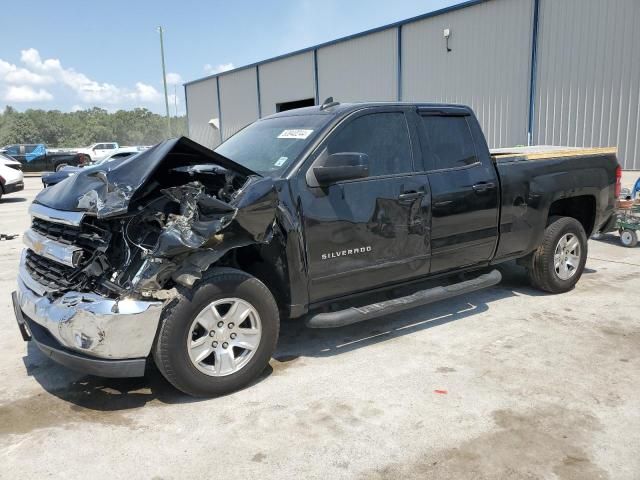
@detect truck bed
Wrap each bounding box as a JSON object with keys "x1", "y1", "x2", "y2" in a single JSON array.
[
  {"x1": 490, "y1": 145, "x2": 618, "y2": 263},
  {"x1": 490, "y1": 145, "x2": 617, "y2": 163}
]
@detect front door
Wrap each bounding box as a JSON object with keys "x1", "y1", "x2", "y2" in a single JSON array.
[{"x1": 297, "y1": 108, "x2": 431, "y2": 303}]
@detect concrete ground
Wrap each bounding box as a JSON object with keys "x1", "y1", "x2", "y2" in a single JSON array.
[{"x1": 0, "y1": 176, "x2": 639, "y2": 480}]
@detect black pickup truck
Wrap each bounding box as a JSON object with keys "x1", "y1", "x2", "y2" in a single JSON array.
[
  {"x1": 1, "y1": 144, "x2": 89, "y2": 172},
  {"x1": 12, "y1": 101, "x2": 620, "y2": 396}
]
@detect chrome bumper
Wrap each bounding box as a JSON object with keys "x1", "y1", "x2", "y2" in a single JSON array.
[{"x1": 16, "y1": 256, "x2": 163, "y2": 360}]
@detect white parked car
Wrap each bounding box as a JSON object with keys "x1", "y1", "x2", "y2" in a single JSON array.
[
  {"x1": 0, "y1": 153, "x2": 24, "y2": 200},
  {"x1": 94, "y1": 146, "x2": 144, "y2": 164},
  {"x1": 75, "y1": 142, "x2": 119, "y2": 162},
  {"x1": 41, "y1": 147, "x2": 145, "y2": 188}
]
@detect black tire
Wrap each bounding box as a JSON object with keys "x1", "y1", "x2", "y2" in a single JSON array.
[
  {"x1": 55, "y1": 163, "x2": 68, "y2": 172},
  {"x1": 620, "y1": 229, "x2": 638, "y2": 248},
  {"x1": 527, "y1": 216, "x2": 588, "y2": 293},
  {"x1": 152, "y1": 267, "x2": 279, "y2": 397}
]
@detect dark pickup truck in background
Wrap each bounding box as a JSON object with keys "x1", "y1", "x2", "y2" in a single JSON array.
[
  {"x1": 12, "y1": 101, "x2": 620, "y2": 396},
  {"x1": 1, "y1": 144, "x2": 89, "y2": 172}
]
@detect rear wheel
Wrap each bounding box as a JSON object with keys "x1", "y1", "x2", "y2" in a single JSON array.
[
  {"x1": 153, "y1": 268, "x2": 279, "y2": 397},
  {"x1": 55, "y1": 163, "x2": 68, "y2": 171},
  {"x1": 620, "y1": 229, "x2": 638, "y2": 248},
  {"x1": 527, "y1": 216, "x2": 588, "y2": 293}
]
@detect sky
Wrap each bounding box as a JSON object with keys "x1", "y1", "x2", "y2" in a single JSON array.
[{"x1": 0, "y1": 0, "x2": 462, "y2": 115}]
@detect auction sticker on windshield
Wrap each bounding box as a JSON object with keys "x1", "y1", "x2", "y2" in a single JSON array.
[{"x1": 278, "y1": 129, "x2": 313, "y2": 139}]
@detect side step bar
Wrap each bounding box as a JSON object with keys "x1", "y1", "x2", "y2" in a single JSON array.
[{"x1": 306, "y1": 269, "x2": 502, "y2": 328}]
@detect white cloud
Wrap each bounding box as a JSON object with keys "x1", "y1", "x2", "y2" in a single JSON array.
[
  {"x1": 10, "y1": 48, "x2": 164, "y2": 107},
  {"x1": 166, "y1": 72, "x2": 183, "y2": 85},
  {"x1": 130, "y1": 82, "x2": 161, "y2": 102},
  {"x1": 204, "y1": 63, "x2": 235, "y2": 75},
  {"x1": 0, "y1": 48, "x2": 173, "y2": 111},
  {"x1": 19, "y1": 48, "x2": 42, "y2": 67},
  {"x1": 0, "y1": 58, "x2": 53, "y2": 85},
  {"x1": 20, "y1": 48, "x2": 124, "y2": 104},
  {"x1": 3, "y1": 85, "x2": 53, "y2": 102}
]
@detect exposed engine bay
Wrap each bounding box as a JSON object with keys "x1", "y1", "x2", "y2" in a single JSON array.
[{"x1": 28, "y1": 137, "x2": 278, "y2": 301}]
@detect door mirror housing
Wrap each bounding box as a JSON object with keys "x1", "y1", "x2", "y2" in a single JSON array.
[{"x1": 310, "y1": 152, "x2": 369, "y2": 187}]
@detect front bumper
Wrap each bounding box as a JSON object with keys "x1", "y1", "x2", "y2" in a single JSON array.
[
  {"x1": 13, "y1": 292, "x2": 147, "y2": 377},
  {"x1": 3, "y1": 180, "x2": 24, "y2": 194},
  {"x1": 14, "y1": 259, "x2": 164, "y2": 377}
]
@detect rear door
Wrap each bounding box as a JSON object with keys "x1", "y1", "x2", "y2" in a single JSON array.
[
  {"x1": 417, "y1": 108, "x2": 499, "y2": 273},
  {"x1": 25, "y1": 144, "x2": 48, "y2": 170},
  {"x1": 298, "y1": 107, "x2": 431, "y2": 302},
  {"x1": 104, "y1": 143, "x2": 118, "y2": 155}
]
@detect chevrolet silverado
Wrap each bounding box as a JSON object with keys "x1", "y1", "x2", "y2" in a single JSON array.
[{"x1": 12, "y1": 100, "x2": 620, "y2": 396}]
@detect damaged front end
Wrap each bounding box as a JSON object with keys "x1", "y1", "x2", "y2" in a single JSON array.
[{"x1": 15, "y1": 137, "x2": 279, "y2": 364}]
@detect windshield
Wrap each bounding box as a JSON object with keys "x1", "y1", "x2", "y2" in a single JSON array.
[{"x1": 215, "y1": 115, "x2": 330, "y2": 176}]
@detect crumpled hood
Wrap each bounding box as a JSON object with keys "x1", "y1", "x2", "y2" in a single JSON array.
[{"x1": 34, "y1": 136, "x2": 257, "y2": 217}]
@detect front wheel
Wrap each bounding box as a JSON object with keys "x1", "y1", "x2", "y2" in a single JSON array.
[
  {"x1": 527, "y1": 216, "x2": 588, "y2": 293},
  {"x1": 153, "y1": 268, "x2": 280, "y2": 397},
  {"x1": 55, "y1": 163, "x2": 68, "y2": 172}
]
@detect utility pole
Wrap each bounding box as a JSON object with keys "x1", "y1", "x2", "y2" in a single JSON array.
[
  {"x1": 174, "y1": 84, "x2": 178, "y2": 117},
  {"x1": 158, "y1": 26, "x2": 171, "y2": 136}
]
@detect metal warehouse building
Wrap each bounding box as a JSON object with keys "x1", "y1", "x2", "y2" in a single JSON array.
[{"x1": 184, "y1": 0, "x2": 640, "y2": 169}]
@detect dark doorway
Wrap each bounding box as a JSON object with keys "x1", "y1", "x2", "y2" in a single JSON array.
[{"x1": 276, "y1": 98, "x2": 315, "y2": 112}]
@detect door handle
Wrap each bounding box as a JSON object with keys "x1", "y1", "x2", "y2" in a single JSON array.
[
  {"x1": 398, "y1": 191, "x2": 423, "y2": 203},
  {"x1": 472, "y1": 182, "x2": 496, "y2": 194}
]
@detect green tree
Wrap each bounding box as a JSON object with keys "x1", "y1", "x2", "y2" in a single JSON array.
[
  {"x1": 1, "y1": 114, "x2": 40, "y2": 144},
  {"x1": 0, "y1": 106, "x2": 189, "y2": 148}
]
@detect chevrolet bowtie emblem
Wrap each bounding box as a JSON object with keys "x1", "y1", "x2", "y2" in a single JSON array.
[{"x1": 31, "y1": 239, "x2": 45, "y2": 255}]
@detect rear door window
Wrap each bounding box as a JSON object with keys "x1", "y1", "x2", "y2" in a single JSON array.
[
  {"x1": 327, "y1": 112, "x2": 413, "y2": 177},
  {"x1": 419, "y1": 115, "x2": 479, "y2": 170}
]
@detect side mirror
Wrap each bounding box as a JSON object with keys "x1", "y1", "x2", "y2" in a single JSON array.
[{"x1": 311, "y1": 152, "x2": 369, "y2": 187}]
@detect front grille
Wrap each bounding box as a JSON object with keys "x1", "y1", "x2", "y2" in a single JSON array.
[
  {"x1": 25, "y1": 249, "x2": 87, "y2": 291},
  {"x1": 31, "y1": 217, "x2": 107, "y2": 254},
  {"x1": 25, "y1": 208, "x2": 114, "y2": 293}
]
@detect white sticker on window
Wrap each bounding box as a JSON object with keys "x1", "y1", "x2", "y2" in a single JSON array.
[
  {"x1": 277, "y1": 129, "x2": 313, "y2": 139},
  {"x1": 274, "y1": 156, "x2": 288, "y2": 167}
]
